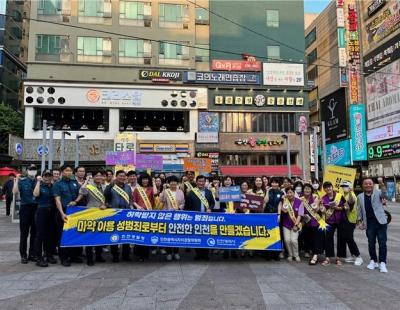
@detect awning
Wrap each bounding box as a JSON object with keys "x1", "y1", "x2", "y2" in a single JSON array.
[
  {"x1": 220, "y1": 165, "x2": 302, "y2": 177},
  {"x1": 0, "y1": 167, "x2": 20, "y2": 177}
]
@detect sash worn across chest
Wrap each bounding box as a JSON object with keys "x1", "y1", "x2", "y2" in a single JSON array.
[
  {"x1": 165, "y1": 189, "x2": 179, "y2": 210},
  {"x1": 284, "y1": 198, "x2": 302, "y2": 230},
  {"x1": 112, "y1": 185, "x2": 130, "y2": 204},
  {"x1": 137, "y1": 186, "x2": 152, "y2": 210},
  {"x1": 86, "y1": 184, "x2": 105, "y2": 204},
  {"x1": 192, "y1": 187, "x2": 209, "y2": 210},
  {"x1": 184, "y1": 181, "x2": 194, "y2": 191},
  {"x1": 324, "y1": 193, "x2": 343, "y2": 220}
]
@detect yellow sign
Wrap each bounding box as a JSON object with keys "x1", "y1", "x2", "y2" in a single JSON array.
[
  {"x1": 323, "y1": 165, "x2": 357, "y2": 193},
  {"x1": 115, "y1": 165, "x2": 135, "y2": 173}
]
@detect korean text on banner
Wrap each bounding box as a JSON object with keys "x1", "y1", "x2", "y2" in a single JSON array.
[
  {"x1": 61, "y1": 207, "x2": 282, "y2": 251},
  {"x1": 183, "y1": 158, "x2": 212, "y2": 173},
  {"x1": 218, "y1": 186, "x2": 242, "y2": 202},
  {"x1": 136, "y1": 154, "x2": 164, "y2": 171},
  {"x1": 234, "y1": 194, "x2": 265, "y2": 212},
  {"x1": 105, "y1": 151, "x2": 135, "y2": 166},
  {"x1": 350, "y1": 104, "x2": 367, "y2": 161},
  {"x1": 323, "y1": 165, "x2": 357, "y2": 192}
]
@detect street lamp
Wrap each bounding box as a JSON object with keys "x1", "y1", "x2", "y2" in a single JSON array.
[
  {"x1": 75, "y1": 134, "x2": 85, "y2": 168},
  {"x1": 281, "y1": 134, "x2": 291, "y2": 179},
  {"x1": 60, "y1": 131, "x2": 71, "y2": 166},
  {"x1": 41, "y1": 120, "x2": 47, "y2": 174},
  {"x1": 311, "y1": 121, "x2": 327, "y2": 179},
  {"x1": 295, "y1": 131, "x2": 306, "y2": 181}
]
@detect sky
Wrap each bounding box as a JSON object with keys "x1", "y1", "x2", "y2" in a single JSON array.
[{"x1": 304, "y1": 0, "x2": 331, "y2": 13}]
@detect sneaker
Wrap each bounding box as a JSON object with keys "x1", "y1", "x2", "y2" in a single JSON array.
[
  {"x1": 47, "y1": 256, "x2": 57, "y2": 264},
  {"x1": 344, "y1": 256, "x2": 355, "y2": 263},
  {"x1": 21, "y1": 257, "x2": 28, "y2": 264},
  {"x1": 354, "y1": 257, "x2": 364, "y2": 266},
  {"x1": 28, "y1": 255, "x2": 37, "y2": 262},
  {"x1": 160, "y1": 249, "x2": 167, "y2": 255},
  {"x1": 379, "y1": 262, "x2": 388, "y2": 273},
  {"x1": 61, "y1": 258, "x2": 71, "y2": 267},
  {"x1": 174, "y1": 253, "x2": 180, "y2": 261},
  {"x1": 151, "y1": 249, "x2": 157, "y2": 255},
  {"x1": 36, "y1": 260, "x2": 48, "y2": 268},
  {"x1": 367, "y1": 260, "x2": 378, "y2": 270},
  {"x1": 166, "y1": 254, "x2": 172, "y2": 261},
  {"x1": 287, "y1": 257, "x2": 293, "y2": 262},
  {"x1": 295, "y1": 256, "x2": 301, "y2": 262}
]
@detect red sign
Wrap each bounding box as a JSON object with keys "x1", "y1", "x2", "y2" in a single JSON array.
[
  {"x1": 348, "y1": 5, "x2": 358, "y2": 32},
  {"x1": 212, "y1": 60, "x2": 262, "y2": 72}
]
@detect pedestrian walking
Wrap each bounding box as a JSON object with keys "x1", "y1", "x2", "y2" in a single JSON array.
[{"x1": 2, "y1": 173, "x2": 15, "y2": 216}]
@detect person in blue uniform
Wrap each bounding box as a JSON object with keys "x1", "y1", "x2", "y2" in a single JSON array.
[
  {"x1": 33, "y1": 170, "x2": 57, "y2": 267},
  {"x1": 53, "y1": 165, "x2": 81, "y2": 267},
  {"x1": 13, "y1": 164, "x2": 38, "y2": 264}
]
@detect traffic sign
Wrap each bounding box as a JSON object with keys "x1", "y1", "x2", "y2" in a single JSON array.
[
  {"x1": 15, "y1": 143, "x2": 23, "y2": 155},
  {"x1": 37, "y1": 145, "x2": 49, "y2": 156}
]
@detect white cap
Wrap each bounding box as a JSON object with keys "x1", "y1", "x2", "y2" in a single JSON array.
[{"x1": 340, "y1": 181, "x2": 352, "y2": 188}]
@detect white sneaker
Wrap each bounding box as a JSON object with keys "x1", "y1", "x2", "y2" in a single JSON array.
[
  {"x1": 379, "y1": 262, "x2": 388, "y2": 273},
  {"x1": 166, "y1": 254, "x2": 172, "y2": 261},
  {"x1": 151, "y1": 249, "x2": 157, "y2": 255},
  {"x1": 160, "y1": 249, "x2": 167, "y2": 255},
  {"x1": 174, "y1": 253, "x2": 180, "y2": 261},
  {"x1": 345, "y1": 256, "x2": 355, "y2": 263},
  {"x1": 295, "y1": 256, "x2": 301, "y2": 262},
  {"x1": 354, "y1": 257, "x2": 364, "y2": 266},
  {"x1": 367, "y1": 260, "x2": 379, "y2": 270},
  {"x1": 287, "y1": 256, "x2": 293, "y2": 262}
]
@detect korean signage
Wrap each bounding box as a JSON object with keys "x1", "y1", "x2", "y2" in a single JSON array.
[
  {"x1": 337, "y1": 8, "x2": 345, "y2": 27},
  {"x1": 320, "y1": 89, "x2": 348, "y2": 143},
  {"x1": 139, "y1": 70, "x2": 182, "y2": 82},
  {"x1": 235, "y1": 137, "x2": 284, "y2": 148},
  {"x1": 298, "y1": 115, "x2": 308, "y2": 133},
  {"x1": 234, "y1": 194, "x2": 265, "y2": 212},
  {"x1": 367, "y1": 122, "x2": 400, "y2": 143},
  {"x1": 365, "y1": 58, "x2": 400, "y2": 129},
  {"x1": 213, "y1": 93, "x2": 304, "y2": 109},
  {"x1": 105, "y1": 151, "x2": 135, "y2": 166},
  {"x1": 338, "y1": 48, "x2": 347, "y2": 67},
  {"x1": 196, "y1": 152, "x2": 219, "y2": 172},
  {"x1": 338, "y1": 28, "x2": 346, "y2": 48},
  {"x1": 218, "y1": 186, "x2": 242, "y2": 202},
  {"x1": 139, "y1": 144, "x2": 189, "y2": 153},
  {"x1": 368, "y1": 0, "x2": 386, "y2": 17},
  {"x1": 211, "y1": 60, "x2": 262, "y2": 72},
  {"x1": 136, "y1": 154, "x2": 164, "y2": 171},
  {"x1": 326, "y1": 139, "x2": 352, "y2": 166},
  {"x1": 363, "y1": 33, "x2": 400, "y2": 74},
  {"x1": 262, "y1": 63, "x2": 304, "y2": 86},
  {"x1": 339, "y1": 68, "x2": 348, "y2": 87},
  {"x1": 114, "y1": 133, "x2": 136, "y2": 153},
  {"x1": 197, "y1": 112, "x2": 219, "y2": 143},
  {"x1": 368, "y1": 141, "x2": 400, "y2": 160},
  {"x1": 349, "y1": 70, "x2": 359, "y2": 104},
  {"x1": 349, "y1": 104, "x2": 367, "y2": 161},
  {"x1": 183, "y1": 158, "x2": 212, "y2": 173},
  {"x1": 184, "y1": 71, "x2": 261, "y2": 85}
]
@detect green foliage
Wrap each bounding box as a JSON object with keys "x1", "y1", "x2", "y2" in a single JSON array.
[{"x1": 0, "y1": 103, "x2": 24, "y2": 154}]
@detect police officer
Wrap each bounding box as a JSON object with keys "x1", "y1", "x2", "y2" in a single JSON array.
[
  {"x1": 33, "y1": 170, "x2": 57, "y2": 267},
  {"x1": 13, "y1": 164, "x2": 38, "y2": 264},
  {"x1": 53, "y1": 165, "x2": 81, "y2": 267}
]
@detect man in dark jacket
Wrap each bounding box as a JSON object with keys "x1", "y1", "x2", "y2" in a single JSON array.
[
  {"x1": 185, "y1": 175, "x2": 215, "y2": 260},
  {"x1": 2, "y1": 173, "x2": 15, "y2": 216}
]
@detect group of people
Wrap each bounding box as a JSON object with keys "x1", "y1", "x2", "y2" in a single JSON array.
[{"x1": 7, "y1": 165, "x2": 390, "y2": 273}]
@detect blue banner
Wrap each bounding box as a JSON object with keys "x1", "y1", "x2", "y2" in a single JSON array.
[
  {"x1": 218, "y1": 186, "x2": 242, "y2": 202},
  {"x1": 61, "y1": 207, "x2": 281, "y2": 251},
  {"x1": 326, "y1": 139, "x2": 352, "y2": 166},
  {"x1": 350, "y1": 104, "x2": 368, "y2": 161}
]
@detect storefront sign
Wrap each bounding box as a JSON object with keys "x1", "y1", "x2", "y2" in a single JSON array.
[
  {"x1": 337, "y1": 8, "x2": 345, "y2": 27},
  {"x1": 349, "y1": 104, "x2": 367, "y2": 161},
  {"x1": 339, "y1": 68, "x2": 348, "y2": 87},
  {"x1": 336, "y1": 0, "x2": 343, "y2": 7},
  {"x1": 213, "y1": 94, "x2": 303, "y2": 108},
  {"x1": 184, "y1": 71, "x2": 261, "y2": 85},
  {"x1": 196, "y1": 152, "x2": 219, "y2": 171},
  {"x1": 136, "y1": 154, "x2": 164, "y2": 170},
  {"x1": 139, "y1": 70, "x2": 182, "y2": 82},
  {"x1": 363, "y1": 33, "x2": 400, "y2": 74},
  {"x1": 338, "y1": 48, "x2": 347, "y2": 67},
  {"x1": 139, "y1": 144, "x2": 189, "y2": 153},
  {"x1": 347, "y1": 4, "x2": 358, "y2": 32},
  {"x1": 366, "y1": 3, "x2": 400, "y2": 46},
  {"x1": 114, "y1": 133, "x2": 136, "y2": 153},
  {"x1": 218, "y1": 186, "x2": 242, "y2": 202},
  {"x1": 197, "y1": 112, "x2": 219, "y2": 143},
  {"x1": 262, "y1": 63, "x2": 304, "y2": 86},
  {"x1": 367, "y1": 122, "x2": 400, "y2": 143},
  {"x1": 197, "y1": 132, "x2": 218, "y2": 143},
  {"x1": 105, "y1": 151, "x2": 135, "y2": 166},
  {"x1": 211, "y1": 60, "x2": 262, "y2": 72},
  {"x1": 338, "y1": 28, "x2": 346, "y2": 47},
  {"x1": 349, "y1": 71, "x2": 359, "y2": 104},
  {"x1": 368, "y1": 141, "x2": 400, "y2": 160},
  {"x1": 326, "y1": 139, "x2": 352, "y2": 166},
  {"x1": 234, "y1": 194, "x2": 265, "y2": 212},
  {"x1": 366, "y1": 58, "x2": 400, "y2": 129},
  {"x1": 235, "y1": 137, "x2": 284, "y2": 148},
  {"x1": 298, "y1": 115, "x2": 308, "y2": 133},
  {"x1": 368, "y1": 0, "x2": 386, "y2": 17},
  {"x1": 183, "y1": 158, "x2": 212, "y2": 173},
  {"x1": 320, "y1": 89, "x2": 348, "y2": 143}
]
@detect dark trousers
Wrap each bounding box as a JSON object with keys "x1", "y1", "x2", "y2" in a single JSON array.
[
  {"x1": 338, "y1": 219, "x2": 360, "y2": 257},
  {"x1": 56, "y1": 212, "x2": 82, "y2": 261},
  {"x1": 300, "y1": 226, "x2": 313, "y2": 253},
  {"x1": 195, "y1": 248, "x2": 209, "y2": 259},
  {"x1": 34, "y1": 207, "x2": 53, "y2": 259},
  {"x1": 325, "y1": 221, "x2": 346, "y2": 258},
  {"x1": 309, "y1": 226, "x2": 324, "y2": 255},
  {"x1": 111, "y1": 244, "x2": 131, "y2": 259},
  {"x1": 85, "y1": 246, "x2": 103, "y2": 262},
  {"x1": 134, "y1": 245, "x2": 149, "y2": 259},
  {"x1": 19, "y1": 204, "x2": 37, "y2": 258},
  {"x1": 6, "y1": 196, "x2": 12, "y2": 216},
  {"x1": 166, "y1": 247, "x2": 179, "y2": 254},
  {"x1": 366, "y1": 218, "x2": 387, "y2": 263}
]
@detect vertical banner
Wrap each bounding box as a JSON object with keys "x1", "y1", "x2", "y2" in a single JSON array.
[
  {"x1": 112, "y1": 133, "x2": 137, "y2": 170},
  {"x1": 349, "y1": 104, "x2": 367, "y2": 161}
]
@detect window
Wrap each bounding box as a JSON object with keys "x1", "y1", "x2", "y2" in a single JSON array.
[
  {"x1": 305, "y1": 27, "x2": 316, "y2": 48},
  {"x1": 266, "y1": 10, "x2": 279, "y2": 27},
  {"x1": 119, "y1": 1, "x2": 152, "y2": 26},
  {"x1": 77, "y1": 37, "x2": 112, "y2": 63},
  {"x1": 119, "y1": 39, "x2": 151, "y2": 64},
  {"x1": 159, "y1": 41, "x2": 189, "y2": 65},
  {"x1": 307, "y1": 66, "x2": 318, "y2": 81},
  {"x1": 195, "y1": 44, "x2": 209, "y2": 62},
  {"x1": 195, "y1": 7, "x2": 209, "y2": 24},
  {"x1": 267, "y1": 45, "x2": 280, "y2": 61},
  {"x1": 307, "y1": 48, "x2": 317, "y2": 64},
  {"x1": 78, "y1": 0, "x2": 111, "y2": 19},
  {"x1": 38, "y1": 0, "x2": 61, "y2": 15},
  {"x1": 159, "y1": 3, "x2": 188, "y2": 28},
  {"x1": 36, "y1": 35, "x2": 70, "y2": 62}
]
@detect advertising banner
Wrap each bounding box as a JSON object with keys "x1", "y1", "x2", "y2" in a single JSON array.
[
  {"x1": 184, "y1": 71, "x2": 261, "y2": 85},
  {"x1": 323, "y1": 165, "x2": 357, "y2": 192},
  {"x1": 326, "y1": 139, "x2": 352, "y2": 166},
  {"x1": 368, "y1": 141, "x2": 400, "y2": 161},
  {"x1": 218, "y1": 186, "x2": 242, "y2": 202},
  {"x1": 365, "y1": 59, "x2": 400, "y2": 129},
  {"x1": 196, "y1": 152, "x2": 219, "y2": 172},
  {"x1": 262, "y1": 63, "x2": 304, "y2": 86},
  {"x1": 135, "y1": 154, "x2": 164, "y2": 171},
  {"x1": 338, "y1": 28, "x2": 346, "y2": 48},
  {"x1": 105, "y1": 151, "x2": 135, "y2": 166},
  {"x1": 183, "y1": 158, "x2": 212, "y2": 173},
  {"x1": 367, "y1": 122, "x2": 400, "y2": 143},
  {"x1": 197, "y1": 112, "x2": 219, "y2": 143},
  {"x1": 211, "y1": 60, "x2": 262, "y2": 72},
  {"x1": 349, "y1": 104, "x2": 368, "y2": 161},
  {"x1": 139, "y1": 70, "x2": 182, "y2": 82},
  {"x1": 234, "y1": 194, "x2": 265, "y2": 212},
  {"x1": 320, "y1": 89, "x2": 348, "y2": 143},
  {"x1": 61, "y1": 207, "x2": 282, "y2": 251},
  {"x1": 386, "y1": 181, "x2": 395, "y2": 200}
]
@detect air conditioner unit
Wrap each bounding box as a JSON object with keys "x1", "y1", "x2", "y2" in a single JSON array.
[
  {"x1": 143, "y1": 15, "x2": 152, "y2": 21},
  {"x1": 181, "y1": 55, "x2": 190, "y2": 60},
  {"x1": 102, "y1": 50, "x2": 112, "y2": 56},
  {"x1": 143, "y1": 52, "x2": 151, "y2": 58},
  {"x1": 103, "y1": 11, "x2": 112, "y2": 18},
  {"x1": 144, "y1": 20, "x2": 151, "y2": 27},
  {"x1": 195, "y1": 19, "x2": 209, "y2": 25},
  {"x1": 62, "y1": 15, "x2": 70, "y2": 22},
  {"x1": 195, "y1": 55, "x2": 204, "y2": 62},
  {"x1": 183, "y1": 23, "x2": 189, "y2": 29},
  {"x1": 144, "y1": 57, "x2": 151, "y2": 65}
]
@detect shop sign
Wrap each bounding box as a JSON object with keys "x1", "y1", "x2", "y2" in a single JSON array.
[
  {"x1": 338, "y1": 28, "x2": 346, "y2": 48},
  {"x1": 235, "y1": 137, "x2": 284, "y2": 148},
  {"x1": 139, "y1": 144, "x2": 189, "y2": 153},
  {"x1": 139, "y1": 70, "x2": 182, "y2": 82},
  {"x1": 349, "y1": 71, "x2": 359, "y2": 104},
  {"x1": 338, "y1": 48, "x2": 347, "y2": 67},
  {"x1": 367, "y1": 122, "x2": 400, "y2": 143},
  {"x1": 366, "y1": 3, "x2": 400, "y2": 46},
  {"x1": 196, "y1": 152, "x2": 219, "y2": 171},
  {"x1": 368, "y1": 0, "x2": 386, "y2": 17},
  {"x1": 349, "y1": 104, "x2": 367, "y2": 161},
  {"x1": 263, "y1": 63, "x2": 304, "y2": 86},
  {"x1": 337, "y1": 8, "x2": 345, "y2": 27},
  {"x1": 198, "y1": 112, "x2": 219, "y2": 132},
  {"x1": 326, "y1": 139, "x2": 352, "y2": 166},
  {"x1": 368, "y1": 141, "x2": 400, "y2": 160},
  {"x1": 347, "y1": 4, "x2": 358, "y2": 32},
  {"x1": 298, "y1": 115, "x2": 308, "y2": 133},
  {"x1": 336, "y1": 0, "x2": 343, "y2": 7},
  {"x1": 183, "y1": 158, "x2": 212, "y2": 173},
  {"x1": 197, "y1": 132, "x2": 218, "y2": 143},
  {"x1": 184, "y1": 71, "x2": 261, "y2": 85},
  {"x1": 114, "y1": 133, "x2": 136, "y2": 153},
  {"x1": 214, "y1": 95, "x2": 303, "y2": 107},
  {"x1": 211, "y1": 60, "x2": 262, "y2": 72},
  {"x1": 339, "y1": 68, "x2": 348, "y2": 87}
]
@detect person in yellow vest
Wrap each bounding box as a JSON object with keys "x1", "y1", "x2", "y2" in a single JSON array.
[{"x1": 338, "y1": 181, "x2": 363, "y2": 266}]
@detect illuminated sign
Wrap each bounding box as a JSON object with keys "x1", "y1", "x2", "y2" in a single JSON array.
[
  {"x1": 368, "y1": 141, "x2": 400, "y2": 160},
  {"x1": 235, "y1": 137, "x2": 284, "y2": 148}
]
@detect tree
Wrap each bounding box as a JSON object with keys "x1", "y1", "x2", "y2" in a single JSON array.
[{"x1": 0, "y1": 103, "x2": 24, "y2": 154}]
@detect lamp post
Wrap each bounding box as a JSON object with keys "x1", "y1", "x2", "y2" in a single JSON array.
[
  {"x1": 41, "y1": 120, "x2": 47, "y2": 174},
  {"x1": 282, "y1": 134, "x2": 291, "y2": 178},
  {"x1": 313, "y1": 126, "x2": 319, "y2": 181},
  {"x1": 60, "y1": 131, "x2": 71, "y2": 166},
  {"x1": 48, "y1": 126, "x2": 54, "y2": 170},
  {"x1": 75, "y1": 134, "x2": 85, "y2": 168},
  {"x1": 295, "y1": 131, "x2": 306, "y2": 181},
  {"x1": 321, "y1": 120, "x2": 327, "y2": 170}
]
